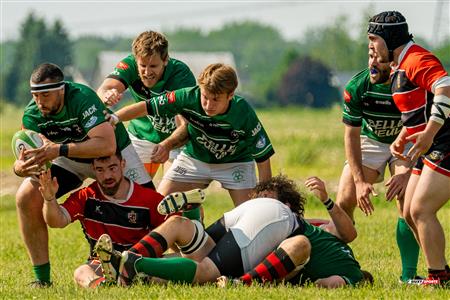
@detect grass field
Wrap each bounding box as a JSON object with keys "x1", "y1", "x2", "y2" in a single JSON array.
[{"x1": 0, "y1": 104, "x2": 448, "y2": 299}]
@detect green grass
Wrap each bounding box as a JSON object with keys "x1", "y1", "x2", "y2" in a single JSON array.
[{"x1": 1, "y1": 104, "x2": 449, "y2": 299}]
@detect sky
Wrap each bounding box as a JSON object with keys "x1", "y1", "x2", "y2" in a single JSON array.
[{"x1": 0, "y1": 0, "x2": 448, "y2": 44}]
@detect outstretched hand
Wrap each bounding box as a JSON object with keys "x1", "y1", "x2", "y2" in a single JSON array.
[
  {"x1": 150, "y1": 144, "x2": 170, "y2": 164},
  {"x1": 305, "y1": 176, "x2": 328, "y2": 202},
  {"x1": 38, "y1": 169, "x2": 59, "y2": 201},
  {"x1": 355, "y1": 180, "x2": 376, "y2": 216}
]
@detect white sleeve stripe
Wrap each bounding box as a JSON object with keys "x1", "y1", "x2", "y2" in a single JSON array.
[{"x1": 431, "y1": 76, "x2": 450, "y2": 93}]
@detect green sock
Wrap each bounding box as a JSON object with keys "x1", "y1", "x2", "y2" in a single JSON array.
[
  {"x1": 182, "y1": 206, "x2": 201, "y2": 221},
  {"x1": 33, "y1": 262, "x2": 51, "y2": 283},
  {"x1": 135, "y1": 257, "x2": 197, "y2": 283},
  {"x1": 396, "y1": 218, "x2": 420, "y2": 281}
]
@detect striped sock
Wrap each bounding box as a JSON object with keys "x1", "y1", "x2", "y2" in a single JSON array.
[
  {"x1": 129, "y1": 231, "x2": 168, "y2": 257},
  {"x1": 240, "y1": 248, "x2": 296, "y2": 285}
]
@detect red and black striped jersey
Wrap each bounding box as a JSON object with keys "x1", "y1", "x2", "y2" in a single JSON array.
[
  {"x1": 61, "y1": 181, "x2": 166, "y2": 254},
  {"x1": 391, "y1": 42, "x2": 449, "y2": 144}
]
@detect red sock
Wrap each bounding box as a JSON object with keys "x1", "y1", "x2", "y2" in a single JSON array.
[{"x1": 129, "y1": 231, "x2": 167, "y2": 257}]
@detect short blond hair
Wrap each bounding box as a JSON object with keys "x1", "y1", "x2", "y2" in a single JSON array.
[
  {"x1": 132, "y1": 31, "x2": 168, "y2": 59},
  {"x1": 198, "y1": 63, "x2": 238, "y2": 95}
]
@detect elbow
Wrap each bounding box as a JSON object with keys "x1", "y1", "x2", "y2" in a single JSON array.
[{"x1": 342, "y1": 230, "x2": 357, "y2": 243}]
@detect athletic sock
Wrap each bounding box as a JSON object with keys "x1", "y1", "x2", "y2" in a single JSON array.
[
  {"x1": 240, "y1": 248, "x2": 296, "y2": 285},
  {"x1": 427, "y1": 268, "x2": 449, "y2": 283},
  {"x1": 182, "y1": 207, "x2": 202, "y2": 222},
  {"x1": 135, "y1": 257, "x2": 197, "y2": 283},
  {"x1": 396, "y1": 218, "x2": 420, "y2": 281},
  {"x1": 33, "y1": 262, "x2": 51, "y2": 284},
  {"x1": 129, "y1": 231, "x2": 167, "y2": 257}
]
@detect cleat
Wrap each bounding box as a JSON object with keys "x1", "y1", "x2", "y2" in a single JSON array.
[
  {"x1": 29, "y1": 280, "x2": 52, "y2": 288},
  {"x1": 94, "y1": 234, "x2": 121, "y2": 283},
  {"x1": 157, "y1": 189, "x2": 206, "y2": 215},
  {"x1": 399, "y1": 275, "x2": 424, "y2": 284},
  {"x1": 117, "y1": 251, "x2": 143, "y2": 286}
]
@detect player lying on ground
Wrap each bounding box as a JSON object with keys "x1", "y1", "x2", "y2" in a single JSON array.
[
  {"x1": 219, "y1": 177, "x2": 373, "y2": 288},
  {"x1": 38, "y1": 153, "x2": 166, "y2": 288}
]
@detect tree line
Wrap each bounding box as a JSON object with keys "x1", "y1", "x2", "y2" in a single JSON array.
[{"x1": 1, "y1": 11, "x2": 449, "y2": 109}]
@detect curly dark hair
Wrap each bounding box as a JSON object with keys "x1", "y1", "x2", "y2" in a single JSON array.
[{"x1": 251, "y1": 174, "x2": 306, "y2": 217}]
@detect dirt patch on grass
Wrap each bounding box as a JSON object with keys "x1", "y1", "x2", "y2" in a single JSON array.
[{"x1": 0, "y1": 171, "x2": 22, "y2": 197}]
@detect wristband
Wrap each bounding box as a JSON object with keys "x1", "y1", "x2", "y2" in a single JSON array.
[
  {"x1": 59, "y1": 144, "x2": 69, "y2": 157},
  {"x1": 323, "y1": 198, "x2": 335, "y2": 211}
]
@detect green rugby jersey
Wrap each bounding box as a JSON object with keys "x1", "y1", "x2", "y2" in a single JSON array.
[
  {"x1": 342, "y1": 68, "x2": 403, "y2": 144},
  {"x1": 293, "y1": 220, "x2": 363, "y2": 284},
  {"x1": 22, "y1": 82, "x2": 130, "y2": 153},
  {"x1": 145, "y1": 86, "x2": 275, "y2": 164},
  {"x1": 107, "y1": 55, "x2": 196, "y2": 143}
]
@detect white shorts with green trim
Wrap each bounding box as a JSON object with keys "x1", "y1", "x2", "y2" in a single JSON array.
[{"x1": 129, "y1": 132, "x2": 182, "y2": 163}]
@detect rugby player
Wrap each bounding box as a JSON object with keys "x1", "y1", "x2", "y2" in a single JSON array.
[
  {"x1": 368, "y1": 11, "x2": 450, "y2": 285},
  {"x1": 97, "y1": 30, "x2": 196, "y2": 178},
  {"x1": 13, "y1": 63, "x2": 152, "y2": 287},
  {"x1": 337, "y1": 48, "x2": 419, "y2": 282},
  {"x1": 107, "y1": 63, "x2": 274, "y2": 206},
  {"x1": 38, "y1": 153, "x2": 165, "y2": 288}
]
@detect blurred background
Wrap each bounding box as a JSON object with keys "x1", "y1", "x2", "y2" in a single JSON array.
[{"x1": 1, "y1": 0, "x2": 449, "y2": 110}]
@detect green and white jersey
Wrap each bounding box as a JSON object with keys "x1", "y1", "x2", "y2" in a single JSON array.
[
  {"x1": 145, "y1": 86, "x2": 275, "y2": 164},
  {"x1": 293, "y1": 220, "x2": 363, "y2": 285},
  {"x1": 107, "y1": 55, "x2": 196, "y2": 143},
  {"x1": 342, "y1": 68, "x2": 403, "y2": 144},
  {"x1": 22, "y1": 82, "x2": 130, "y2": 155}
]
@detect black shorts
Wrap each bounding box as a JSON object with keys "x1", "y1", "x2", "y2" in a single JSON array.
[
  {"x1": 206, "y1": 218, "x2": 244, "y2": 277},
  {"x1": 50, "y1": 164, "x2": 84, "y2": 198},
  {"x1": 412, "y1": 142, "x2": 450, "y2": 177}
]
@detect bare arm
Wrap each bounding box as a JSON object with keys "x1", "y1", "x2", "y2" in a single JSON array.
[
  {"x1": 97, "y1": 78, "x2": 126, "y2": 106},
  {"x1": 256, "y1": 158, "x2": 272, "y2": 183},
  {"x1": 115, "y1": 101, "x2": 148, "y2": 122},
  {"x1": 305, "y1": 177, "x2": 357, "y2": 243},
  {"x1": 151, "y1": 120, "x2": 189, "y2": 163},
  {"x1": 28, "y1": 122, "x2": 116, "y2": 166},
  {"x1": 39, "y1": 170, "x2": 70, "y2": 228},
  {"x1": 344, "y1": 124, "x2": 375, "y2": 216}
]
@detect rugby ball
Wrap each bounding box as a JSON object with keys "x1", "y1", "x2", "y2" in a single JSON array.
[{"x1": 11, "y1": 129, "x2": 52, "y2": 170}]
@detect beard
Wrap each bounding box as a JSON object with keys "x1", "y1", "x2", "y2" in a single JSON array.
[{"x1": 100, "y1": 177, "x2": 122, "y2": 196}]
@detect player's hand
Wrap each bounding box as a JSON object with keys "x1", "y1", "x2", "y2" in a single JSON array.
[
  {"x1": 102, "y1": 89, "x2": 122, "y2": 106},
  {"x1": 13, "y1": 148, "x2": 41, "y2": 177},
  {"x1": 38, "y1": 169, "x2": 59, "y2": 201},
  {"x1": 355, "y1": 180, "x2": 376, "y2": 216},
  {"x1": 103, "y1": 110, "x2": 120, "y2": 129},
  {"x1": 385, "y1": 171, "x2": 411, "y2": 202},
  {"x1": 405, "y1": 131, "x2": 433, "y2": 162},
  {"x1": 150, "y1": 144, "x2": 170, "y2": 163},
  {"x1": 305, "y1": 176, "x2": 328, "y2": 202},
  {"x1": 390, "y1": 136, "x2": 407, "y2": 160},
  {"x1": 25, "y1": 135, "x2": 58, "y2": 166}
]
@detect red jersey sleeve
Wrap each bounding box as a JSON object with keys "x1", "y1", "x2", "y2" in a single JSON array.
[
  {"x1": 147, "y1": 190, "x2": 167, "y2": 227},
  {"x1": 61, "y1": 188, "x2": 89, "y2": 222},
  {"x1": 405, "y1": 50, "x2": 448, "y2": 92}
]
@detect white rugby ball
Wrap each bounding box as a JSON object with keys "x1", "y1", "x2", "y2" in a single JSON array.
[{"x1": 11, "y1": 129, "x2": 51, "y2": 170}]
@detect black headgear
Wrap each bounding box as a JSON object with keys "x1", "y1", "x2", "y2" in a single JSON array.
[{"x1": 367, "y1": 11, "x2": 413, "y2": 61}]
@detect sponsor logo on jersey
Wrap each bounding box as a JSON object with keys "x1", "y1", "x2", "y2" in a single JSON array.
[
  {"x1": 167, "y1": 91, "x2": 176, "y2": 104},
  {"x1": 174, "y1": 166, "x2": 188, "y2": 175},
  {"x1": 116, "y1": 61, "x2": 129, "y2": 70},
  {"x1": 256, "y1": 136, "x2": 266, "y2": 149},
  {"x1": 82, "y1": 104, "x2": 98, "y2": 119},
  {"x1": 230, "y1": 130, "x2": 240, "y2": 139},
  {"x1": 148, "y1": 115, "x2": 176, "y2": 134},
  {"x1": 251, "y1": 123, "x2": 262, "y2": 136},
  {"x1": 157, "y1": 95, "x2": 165, "y2": 106},
  {"x1": 343, "y1": 104, "x2": 350, "y2": 112},
  {"x1": 366, "y1": 119, "x2": 403, "y2": 137},
  {"x1": 85, "y1": 116, "x2": 98, "y2": 129},
  {"x1": 128, "y1": 210, "x2": 137, "y2": 224},
  {"x1": 197, "y1": 134, "x2": 237, "y2": 159},
  {"x1": 344, "y1": 90, "x2": 352, "y2": 103}
]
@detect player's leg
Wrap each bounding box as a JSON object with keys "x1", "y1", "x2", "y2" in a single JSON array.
[
  {"x1": 120, "y1": 143, "x2": 154, "y2": 189},
  {"x1": 389, "y1": 159, "x2": 420, "y2": 282},
  {"x1": 240, "y1": 235, "x2": 311, "y2": 285},
  {"x1": 410, "y1": 164, "x2": 450, "y2": 283},
  {"x1": 128, "y1": 132, "x2": 160, "y2": 178},
  {"x1": 16, "y1": 179, "x2": 50, "y2": 286}
]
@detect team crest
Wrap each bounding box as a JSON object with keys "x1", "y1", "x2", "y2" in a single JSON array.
[
  {"x1": 128, "y1": 210, "x2": 137, "y2": 224},
  {"x1": 427, "y1": 150, "x2": 444, "y2": 162},
  {"x1": 344, "y1": 90, "x2": 352, "y2": 103},
  {"x1": 167, "y1": 91, "x2": 176, "y2": 104}
]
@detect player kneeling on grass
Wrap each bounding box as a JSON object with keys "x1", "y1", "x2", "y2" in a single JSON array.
[
  {"x1": 38, "y1": 153, "x2": 167, "y2": 288},
  {"x1": 221, "y1": 177, "x2": 373, "y2": 289}
]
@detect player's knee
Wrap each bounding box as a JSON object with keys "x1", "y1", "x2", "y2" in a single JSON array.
[
  {"x1": 15, "y1": 180, "x2": 41, "y2": 211},
  {"x1": 410, "y1": 205, "x2": 430, "y2": 223},
  {"x1": 279, "y1": 235, "x2": 311, "y2": 265},
  {"x1": 73, "y1": 265, "x2": 87, "y2": 286}
]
